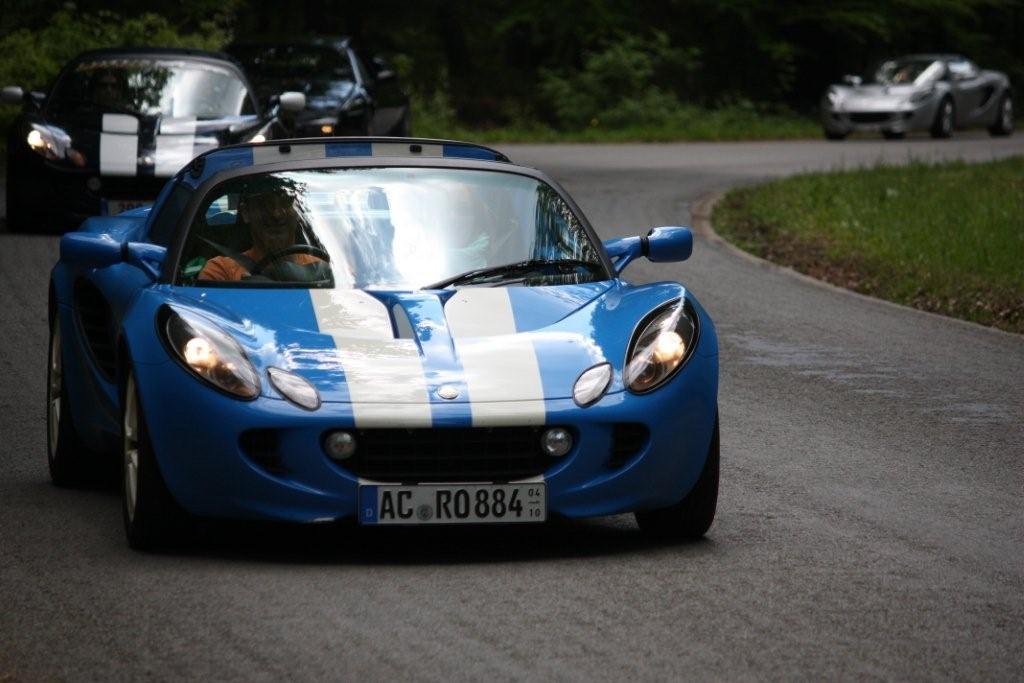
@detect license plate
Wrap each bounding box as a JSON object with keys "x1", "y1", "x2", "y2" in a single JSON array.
[
  {"x1": 359, "y1": 482, "x2": 546, "y2": 525},
  {"x1": 102, "y1": 199, "x2": 152, "y2": 216}
]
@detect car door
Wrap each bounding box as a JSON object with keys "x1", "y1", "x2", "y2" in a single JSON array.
[
  {"x1": 353, "y1": 49, "x2": 409, "y2": 136},
  {"x1": 947, "y1": 59, "x2": 986, "y2": 125}
]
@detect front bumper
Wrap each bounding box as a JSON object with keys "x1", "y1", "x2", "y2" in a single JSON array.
[
  {"x1": 822, "y1": 99, "x2": 939, "y2": 134},
  {"x1": 22, "y1": 156, "x2": 168, "y2": 230},
  {"x1": 135, "y1": 352, "x2": 719, "y2": 524}
]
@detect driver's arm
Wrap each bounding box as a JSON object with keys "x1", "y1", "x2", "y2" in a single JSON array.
[{"x1": 198, "y1": 256, "x2": 247, "y2": 281}]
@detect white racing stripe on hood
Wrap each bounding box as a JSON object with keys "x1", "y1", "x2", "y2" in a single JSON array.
[
  {"x1": 155, "y1": 117, "x2": 196, "y2": 177},
  {"x1": 100, "y1": 114, "x2": 138, "y2": 176},
  {"x1": 310, "y1": 289, "x2": 431, "y2": 428},
  {"x1": 445, "y1": 289, "x2": 546, "y2": 426}
]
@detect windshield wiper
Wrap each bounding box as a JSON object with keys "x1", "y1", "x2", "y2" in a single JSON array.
[{"x1": 422, "y1": 259, "x2": 604, "y2": 290}]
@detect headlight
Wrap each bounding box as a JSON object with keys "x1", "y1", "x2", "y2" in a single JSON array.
[
  {"x1": 26, "y1": 124, "x2": 83, "y2": 165},
  {"x1": 267, "y1": 367, "x2": 320, "y2": 410},
  {"x1": 624, "y1": 299, "x2": 698, "y2": 393},
  {"x1": 162, "y1": 306, "x2": 260, "y2": 399},
  {"x1": 573, "y1": 363, "x2": 612, "y2": 407},
  {"x1": 910, "y1": 88, "x2": 934, "y2": 104},
  {"x1": 826, "y1": 88, "x2": 841, "y2": 106}
]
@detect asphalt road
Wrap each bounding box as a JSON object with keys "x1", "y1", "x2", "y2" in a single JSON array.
[{"x1": 1, "y1": 134, "x2": 1022, "y2": 681}]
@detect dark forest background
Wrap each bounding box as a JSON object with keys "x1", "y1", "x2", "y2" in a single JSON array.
[{"x1": 1, "y1": 0, "x2": 1022, "y2": 134}]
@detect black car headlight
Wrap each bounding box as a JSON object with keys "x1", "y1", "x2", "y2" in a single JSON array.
[
  {"x1": 161, "y1": 306, "x2": 260, "y2": 399},
  {"x1": 624, "y1": 299, "x2": 698, "y2": 393},
  {"x1": 26, "y1": 124, "x2": 85, "y2": 166}
]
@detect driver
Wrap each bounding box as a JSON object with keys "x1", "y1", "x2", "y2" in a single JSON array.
[
  {"x1": 91, "y1": 69, "x2": 127, "y2": 109},
  {"x1": 198, "y1": 188, "x2": 321, "y2": 281}
]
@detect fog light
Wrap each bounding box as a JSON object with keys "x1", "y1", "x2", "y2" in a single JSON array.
[
  {"x1": 324, "y1": 430, "x2": 357, "y2": 461},
  {"x1": 320, "y1": 124, "x2": 334, "y2": 135},
  {"x1": 540, "y1": 427, "x2": 573, "y2": 457}
]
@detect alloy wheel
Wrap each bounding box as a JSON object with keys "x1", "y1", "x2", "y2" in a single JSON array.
[
  {"x1": 47, "y1": 321, "x2": 62, "y2": 463},
  {"x1": 123, "y1": 376, "x2": 140, "y2": 522}
]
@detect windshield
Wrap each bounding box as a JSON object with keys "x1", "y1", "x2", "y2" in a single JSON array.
[
  {"x1": 178, "y1": 167, "x2": 606, "y2": 289},
  {"x1": 49, "y1": 58, "x2": 253, "y2": 119},
  {"x1": 872, "y1": 59, "x2": 944, "y2": 86},
  {"x1": 232, "y1": 45, "x2": 354, "y2": 83}
]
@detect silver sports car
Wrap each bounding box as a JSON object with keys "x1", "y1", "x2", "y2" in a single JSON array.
[{"x1": 822, "y1": 54, "x2": 1014, "y2": 140}]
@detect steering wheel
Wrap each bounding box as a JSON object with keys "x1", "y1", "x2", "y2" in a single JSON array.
[{"x1": 251, "y1": 244, "x2": 330, "y2": 275}]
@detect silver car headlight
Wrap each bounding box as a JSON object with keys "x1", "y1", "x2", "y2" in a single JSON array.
[
  {"x1": 624, "y1": 299, "x2": 698, "y2": 394},
  {"x1": 910, "y1": 88, "x2": 934, "y2": 104},
  {"x1": 826, "y1": 88, "x2": 842, "y2": 106},
  {"x1": 162, "y1": 306, "x2": 260, "y2": 399}
]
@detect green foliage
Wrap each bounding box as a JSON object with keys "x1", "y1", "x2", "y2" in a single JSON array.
[
  {"x1": 714, "y1": 157, "x2": 1024, "y2": 332},
  {"x1": 539, "y1": 33, "x2": 698, "y2": 130}
]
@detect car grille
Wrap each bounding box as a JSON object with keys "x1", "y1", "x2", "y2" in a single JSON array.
[
  {"x1": 849, "y1": 112, "x2": 893, "y2": 124},
  {"x1": 339, "y1": 427, "x2": 565, "y2": 483}
]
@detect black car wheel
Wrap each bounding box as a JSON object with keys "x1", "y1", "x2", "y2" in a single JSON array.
[
  {"x1": 122, "y1": 370, "x2": 190, "y2": 551},
  {"x1": 46, "y1": 317, "x2": 92, "y2": 486},
  {"x1": 988, "y1": 94, "x2": 1014, "y2": 137},
  {"x1": 931, "y1": 98, "x2": 955, "y2": 139},
  {"x1": 635, "y1": 413, "x2": 719, "y2": 539}
]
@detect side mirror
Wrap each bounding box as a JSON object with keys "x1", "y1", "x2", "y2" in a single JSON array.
[
  {"x1": 646, "y1": 226, "x2": 693, "y2": 263},
  {"x1": 842, "y1": 74, "x2": 862, "y2": 87},
  {"x1": 60, "y1": 233, "x2": 166, "y2": 279},
  {"x1": 603, "y1": 226, "x2": 693, "y2": 275},
  {"x1": 278, "y1": 91, "x2": 306, "y2": 113},
  {"x1": 1, "y1": 85, "x2": 24, "y2": 105}
]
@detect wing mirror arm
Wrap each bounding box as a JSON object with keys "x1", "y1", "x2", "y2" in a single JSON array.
[
  {"x1": 60, "y1": 233, "x2": 166, "y2": 280},
  {"x1": 123, "y1": 243, "x2": 167, "y2": 280},
  {"x1": 603, "y1": 226, "x2": 693, "y2": 275}
]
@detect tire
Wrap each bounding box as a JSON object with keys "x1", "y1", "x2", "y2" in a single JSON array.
[
  {"x1": 882, "y1": 130, "x2": 905, "y2": 140},
  {"x1": 122, "y1": 370, "x2": 189, "y2": 551},
  {"x1": 46, "y1": 316, "x2": 91, "y2": 486},
  {"x1": 824, "y1": 129, "x2": 847, "y2": 141},
  {"x1": 988, "y1": 94, "x2": 1014, "y2": 137},
  {"x1": 930, "y1": 98, "x2": 954, "y2": 139},
  {"x1": 635, "y1": 413, "x2": 720, "y2": 539}
]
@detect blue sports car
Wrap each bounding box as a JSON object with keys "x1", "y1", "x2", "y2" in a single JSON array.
[{"x1": 48, "y1": 138, "x2": 720, "y2": 550}]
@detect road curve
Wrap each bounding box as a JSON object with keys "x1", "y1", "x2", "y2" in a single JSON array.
[{"x1": 1, "y1": 134, "x2": 1022, "y2": 681}]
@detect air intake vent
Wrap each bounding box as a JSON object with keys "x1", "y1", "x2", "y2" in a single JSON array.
[
  {"x1": 240, "y1": 429, "x2": 284, "y2": 475},
  {"x1": 608, "y1": 423, "x2": 649, "y2": 469},
  {"x1": 73, "y1": 280, "x2": 116, "y2": 380},
  {"x1": 337, "y1": 427, "x2": 565, "y2": 483}
]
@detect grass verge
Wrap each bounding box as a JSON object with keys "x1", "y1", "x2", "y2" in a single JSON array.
[
  {"x1": 411, "y1": 98, "x2": 819, "y2": 143},
  {"x1": 713, "y1": 157, "x2": 1024, "y2": 333}
]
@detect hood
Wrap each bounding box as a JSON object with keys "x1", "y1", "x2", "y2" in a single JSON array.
[
  {"x1": 40, "y1": 110, "x2": 261, "y2": 177},
  {"x1": 164, "y1": 282, "x2": 685, "y2": 417},
  {"x1": 830, "y1": 84, "x2": 924, "y2": 111}
]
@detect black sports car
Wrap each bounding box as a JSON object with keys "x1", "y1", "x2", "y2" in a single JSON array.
[
  {"x1": 2, "y1": 47, "x2": 305, "y2": 232},
  {"x1": 228, "y1": 39, "x2": 410, "y2": 138}
]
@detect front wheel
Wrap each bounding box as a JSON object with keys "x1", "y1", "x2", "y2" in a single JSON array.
[
  {"x1": 931, "y1": 98, "x2": 954, "y2": 138},
  {"x1": 988, "y1": 94, "x2": 1013, "y2": 136},
  {"x1": 47, "y1": 316, "x2": 91, "y2": 486},
  {"x1": 635, "y1": 413, "x2": 720, "y2": 539},
  {"x1": 122, "y1": 370, "x2": 189, "y2": 550}
]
